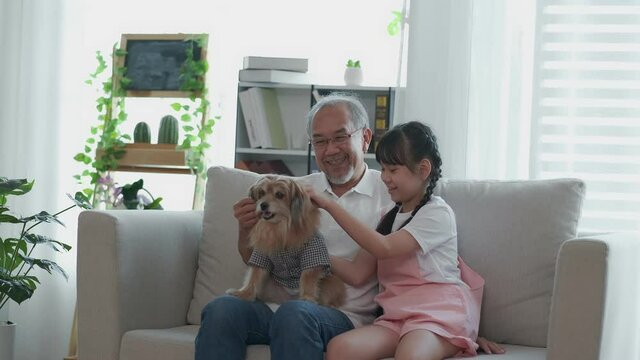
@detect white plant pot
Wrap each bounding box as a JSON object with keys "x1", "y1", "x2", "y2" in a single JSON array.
[
  {"x1": 344, "y1": 67, "x2": 363, "y2": 86},
  {"x1": 0, "y1": 321, "x2": 15, "y2": 360}
]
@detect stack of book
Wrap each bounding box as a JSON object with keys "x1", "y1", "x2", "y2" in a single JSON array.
[
  {"x1": 238, "y1": 87, "x2": 287, "y2": 149},
  {"x1": 239, "y1": 56, "x2": 309, "y2": 84}
]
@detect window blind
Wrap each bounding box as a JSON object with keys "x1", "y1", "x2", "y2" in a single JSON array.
[{"x1": 531, "y1": 0, "x2": 640, "y2": 232}]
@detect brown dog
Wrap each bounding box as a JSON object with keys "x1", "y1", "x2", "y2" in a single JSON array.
[{"x1": 226, "y1": 176, "x2": 345, "y2": 307}]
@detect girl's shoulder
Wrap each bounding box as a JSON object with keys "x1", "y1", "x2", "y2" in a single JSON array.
[{"x1": 416, "y1": 196, "x2": 456, "y2": 221}]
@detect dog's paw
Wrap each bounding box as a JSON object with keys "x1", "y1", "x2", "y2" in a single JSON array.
[{"x1": 226, "y1": 288, "x2": 256, "y2": 301}]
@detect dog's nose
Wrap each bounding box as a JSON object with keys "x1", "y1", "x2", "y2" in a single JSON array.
[{"x1": 260, "y1": 202, "x2": 269, "y2": 211}]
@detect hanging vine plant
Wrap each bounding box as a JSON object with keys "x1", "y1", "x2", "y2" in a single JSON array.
[
  {"x1": 73, "y1": 45, "x2": 131, "y2": 207},
  {"x1": 169, "y1": 34, "x2": 218, "y2": 208}
]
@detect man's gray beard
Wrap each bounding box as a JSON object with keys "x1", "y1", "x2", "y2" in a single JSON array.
[{"x1": 327, "y1": 166, "x2": 355, "y2": 185}]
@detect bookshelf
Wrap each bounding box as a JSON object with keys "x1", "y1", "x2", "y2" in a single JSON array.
[{"x1": 235, "y1": 81, "x2": 395, "y2": 176}]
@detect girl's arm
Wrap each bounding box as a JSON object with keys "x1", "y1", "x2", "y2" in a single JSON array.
[
  {"x1": 308, "y1": 189, "x2": 420, "y2": 259},
  {"x1": 331, "y1": 249, "x2": 376, "y2": 287}
]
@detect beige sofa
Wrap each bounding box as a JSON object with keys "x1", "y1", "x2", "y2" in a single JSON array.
[{"x1": 77, "y1": 166, "x2": 640, "y2": 360}]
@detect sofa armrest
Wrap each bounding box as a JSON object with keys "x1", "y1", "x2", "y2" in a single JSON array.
[
  {"x1": 77, "y1": 210, "x2": 203, "y2": 360},
  {"x1": 547, "y1": 232, "x2": 640, "y2": 360}
]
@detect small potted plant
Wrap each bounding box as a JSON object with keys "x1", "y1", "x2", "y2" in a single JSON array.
[
  {"x1": 344, "y1": 59, "x2": 363, "y2": 86},
  {"x1": 0, "y1": 178, "x2": 91, "y2": 360}
]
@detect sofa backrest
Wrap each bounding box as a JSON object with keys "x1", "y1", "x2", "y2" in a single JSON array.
[
  {"x1": 187, "y1": 167, "x2": 585, "y2": 348},
  {"x1": 433, "y1": 179, "x2": 584, "y2": 347}
]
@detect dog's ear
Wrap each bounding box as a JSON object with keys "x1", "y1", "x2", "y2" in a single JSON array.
[
  {"x1": 289, "y1": 180, "x2": 308, "y2": 225},
  {"x1": 249, "y1": 178, "x2": 265, "y2": 201}
]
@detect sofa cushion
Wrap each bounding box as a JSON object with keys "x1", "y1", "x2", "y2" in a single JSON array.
[
  {"x1": 434, "y1": 179, "x2": 584, "y2": 347},
  {"x1": 119, "y1": 325, "x2": 544, "y2": 360},
  {"x1": 119, "y1": 325, "x2": 270, "y2": 360},
  {"x1": 187, "y1": 167, "x2": 261, "y2": 324}
]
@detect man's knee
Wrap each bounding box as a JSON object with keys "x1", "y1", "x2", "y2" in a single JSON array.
[
  {"x1": 271, "y1": 300, "x2": 319, "y2": 332},
  {"x1": 201, "y1": 295, "x2": 246, "y2": 325}
]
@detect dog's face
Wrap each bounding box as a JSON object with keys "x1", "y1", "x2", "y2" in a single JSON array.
[{"x1": 249, "y1": 176, "x2": 308, "y2": 225}]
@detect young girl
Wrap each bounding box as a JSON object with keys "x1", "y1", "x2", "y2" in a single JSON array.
[{"x1": 308, "y1": 121, "x2": 485, "y2": 360}]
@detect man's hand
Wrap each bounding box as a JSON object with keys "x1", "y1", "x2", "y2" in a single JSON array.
[
  {"x1": 234, "y1": 197, "x2": 258, "y2": 264},
  {"x1": 233, "y1": 197, "x2": 258, "y2": 230}
]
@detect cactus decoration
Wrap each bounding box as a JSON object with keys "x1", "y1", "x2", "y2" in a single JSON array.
[
  {"x1": 158, "y1": 115, "x2": 179, "y2": 144},
  {"x1": 133, "y1": 121, "x2": 151, "y2": 143}
]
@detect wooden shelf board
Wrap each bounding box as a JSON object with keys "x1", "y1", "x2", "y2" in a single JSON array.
[
  {"x1": 236, "y1": 148, "x2": 308, "y2": 156},
  {"x1": 239, "y1": 82, "x2": 312, "y2": 90},
  {"x1": 96, "y1": 143, "x2": 190, "y2": 173},
  {"x1": 114, "y1": 165, "x2": 192, "y2": 175}
]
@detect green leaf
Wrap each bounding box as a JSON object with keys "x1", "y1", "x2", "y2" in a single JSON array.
[
  {"x1": 67, "y1": 192, "x2": 93, "y2": 210},
  {"x1": 0, "y1": 277, "x2": 35, "y2": 305},
  {"x1": 114, "y1": 48, "x2": 127, "y2": 57},
  {"x1": 181, "y1": 114, "x2": 192, "y2": 122},
  {"x1": 120, "y1": 77, "x2": 132, "y2": 87},
  {"x1": 183, "y1": 125, "x2": 194, "y2": 132},
  {"x1": 84, "y1": 145, "x2": 91, "y2": 153},
  {"x1": 144, "y1": 197, "x2": 163, "y2": 210},
  {"x1": 0, "y1": 178, "x2": 34, "y2": 196},
  {"x1": 6, "y1": 237, "x2": 28, "y2": 254},
  {"x1": 24, "y1": 234, "x2": 72, "y2": 252},
  {"x1": 20, "y1": 211, "x2": 64, "y2": 226},
  {"x1": 82, "y1": 188, "x2": 93, "y2": 198},
  {"x1": 73, "y1": 153, "x2": 86, "y2": 162},
  {"x1": 18, "y1": 255, "x2": 69, "y2": 280},
  {"x1": 0, "y1": 214, "x2": 21, "y2": 224},
  {"x1": 171, "y1": 103, "x2": 182, "y2": 111},
  {"x1": 186, "y1": 134, "x2": 198, "y2": 142}
]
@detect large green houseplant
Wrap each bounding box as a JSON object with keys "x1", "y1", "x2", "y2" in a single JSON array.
[{"x1": 0, "y1": 178, "x2": 91, "y2": 357}]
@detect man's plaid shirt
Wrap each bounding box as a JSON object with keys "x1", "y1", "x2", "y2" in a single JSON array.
[{"x1": 248, "y1": 231, "x2": 331, "y2": 289}]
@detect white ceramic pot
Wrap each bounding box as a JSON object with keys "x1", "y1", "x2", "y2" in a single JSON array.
[
  {"x1": 0, "y1": 321, "x2": 15, "y2": 360},
  {"x1": 343, "y1": 67, "x2": 363, "y2": 86}
]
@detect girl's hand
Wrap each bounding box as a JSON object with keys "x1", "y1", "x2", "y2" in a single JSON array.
[
  {"x1": 304, "y1": 186, "x2": 332, "y2": 210},
  {"x1": 477, "y1": 337, "x2": 505, "y2": 354}
]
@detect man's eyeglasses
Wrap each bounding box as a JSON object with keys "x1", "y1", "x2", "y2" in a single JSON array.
[{"x1": 310, "y1": 128, "x2": 363, "y2": 150}]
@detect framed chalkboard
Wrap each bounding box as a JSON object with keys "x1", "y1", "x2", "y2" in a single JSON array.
[{"x1": 115, "y1": 34, "x2": 208, "y2": 97}]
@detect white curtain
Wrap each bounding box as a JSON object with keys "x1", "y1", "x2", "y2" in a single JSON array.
[
  {"x1": 398, "y1": 0, "x2": 535, "y2": 180},
  {"x1": 0, "y1": 1, "x2": 77, "y2": 359},
  {"x1": 401, "y1": 0, "x2": 639, "y2": 233}
]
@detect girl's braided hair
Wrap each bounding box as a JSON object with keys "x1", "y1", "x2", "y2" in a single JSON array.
[{"x1": 374, "y1": 121, "x2": 443, "y2": 235}]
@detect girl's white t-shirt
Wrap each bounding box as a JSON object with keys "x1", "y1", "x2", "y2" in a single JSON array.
[{"x1": 393, "y1": 196, "x2": 463, "y2": 285}]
